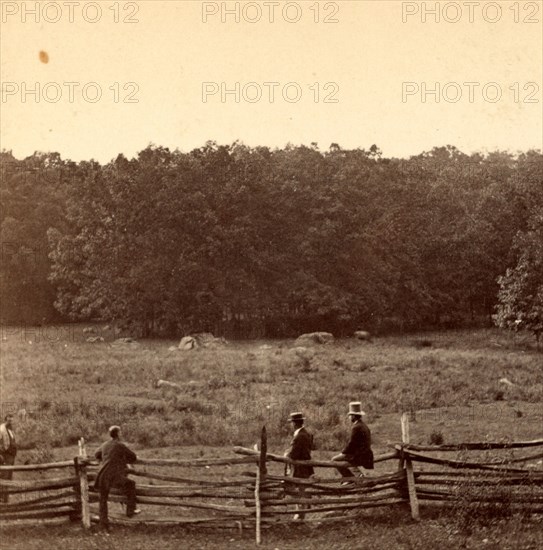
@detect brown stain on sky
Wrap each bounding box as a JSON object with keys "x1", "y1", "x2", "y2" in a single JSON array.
[{"x1": 39, "y1": 51, "x2": 49, "y2": 64}]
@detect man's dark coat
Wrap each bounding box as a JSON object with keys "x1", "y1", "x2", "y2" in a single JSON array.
[
  {"x1": 286, "y1": 426, "x2": 315, "y2": 478},
  {"x1": 342, "y1": 418, "x2": 374, "y2": 469},
  {"x1": 94, "y1": 439, "x2": 137, "y2": 490}
]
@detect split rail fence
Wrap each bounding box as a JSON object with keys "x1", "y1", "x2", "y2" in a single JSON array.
[{"x1": 1, "y1": 414, "x2": 542, "y2": 545}]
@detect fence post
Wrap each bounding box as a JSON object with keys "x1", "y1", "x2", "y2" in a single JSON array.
[
  {"x1": 401, "y1": 413, "x2": 420, "y2": 521},
  {"x1": 255, "y1": 426, "x2": 267, "y2": 545},
  {"x1": 75, "y1": 437, "x2": 91, "y2": 529}
]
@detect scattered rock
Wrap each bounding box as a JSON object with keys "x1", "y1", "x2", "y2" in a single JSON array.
[
  {"x1": 193, "y1": 332, "x2": 228, "y2": 348},
  {"x1": 156, "y1": 379, "x2": 182, "y2": 392},
  {"x1": 112, "y1": 337, "x2": 138, "y2": 345},
  {"x1": 193, "y1": 332, "x2": 215, "y2": 345},
  {"x1": 178, "y1": 336, "x2": 198, "y2": 351},
  {"x1": 499, "y1": 377, "x2": 515, "y2": 387},
  {"x1": 86, "y1": 336, "x2": 104, "y2": 343},
  {"x1": 202, "y1": 337, "x2": 228, "y2": 349},
  {"x1": 168, "y1": 345, "x2": 178, "y2": 352},
  {"x1": 294, "y1": 332, "x2": 334, "y2": 346},
  {"x1": 103, "y1": 325, "x2": 111, "y2": 331},
  {"x1": 259, "y1": 344, "x2": 273, "y2": 350},
  {"x1": 83, "y1": 327, "x2": 96, "y2": 334},
  {"x1": 354, "y1": 330, "x2": 372, "y2": 342},
  {"x1": 178, "y1": 333, "x2": 228, "y2": 350}
]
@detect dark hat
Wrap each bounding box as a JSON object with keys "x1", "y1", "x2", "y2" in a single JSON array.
[{"x1": 287, "y1": 412, "x2": 305, "y2": 422}]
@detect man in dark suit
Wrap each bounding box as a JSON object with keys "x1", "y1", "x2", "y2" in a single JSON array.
[
  {"x1": 284, "y1": 412, "x2": 314, "y2": 520},
  {"x1": 94, "y1": 425, "x2": 140, "y2": 529},
  {"x1": 333, "y1": 402, "x2": 374, "y2": 478}
]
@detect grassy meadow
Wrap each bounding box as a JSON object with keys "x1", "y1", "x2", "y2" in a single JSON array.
[
  {"x1": 1, "y1": 325, "x2": 541, "y2": 457},
  {"x1": 1, "y1": 325, "x2": 542, "y2": 548}
]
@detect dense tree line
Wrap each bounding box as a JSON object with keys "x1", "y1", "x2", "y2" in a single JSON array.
[{"x1": 1, "y1": 143, "x2": 541, "y2": 338}]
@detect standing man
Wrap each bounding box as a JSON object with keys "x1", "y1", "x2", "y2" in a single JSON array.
[
  {"x1": 332, "y1": 402, "x2": 374, "y2": 479},
  {"x1": 0, "y1": 414, "x2": 17, "y2": 503},
  {"x1": 94, "y1": 425, "x2": 140, "y2": 529},
  {"x1": 284, "y1": 412, "x2": 314, "y2": 520}
]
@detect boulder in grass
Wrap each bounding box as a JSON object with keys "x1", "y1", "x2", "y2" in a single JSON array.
[
  {"x1": 83, "y1": 327, "x2": 96, "y2": 334},
  {"x1": 354, "y1": 330, "x2": 372, "y2": 342},
  {"x1": 295, "y1": 332, "x2": 334, "y2": 346},
  {"x1": 178, "y1": 336, "x2": 198, "y2": 351},
  {"x1": 192, "y1": 332, "x2": 215, "y2": 346},
  {"x1": 177, "y1": 333, "x2": 228, "y2": 350},
  {"x1": 156, "y1": 379, "x2": 182, "y2": 392},
  {"x1": 86, "y1": 336, "x2": 104, "y2": 343},
  {"x1": 112, "y1": 337, "x2": 138, "y2": 346},
  {"x1": 193, "y1": 333, "x2": 228, "y2": 348},
  {"x1": 202, "y1": 336, "x2": 228, "y2": 349}
]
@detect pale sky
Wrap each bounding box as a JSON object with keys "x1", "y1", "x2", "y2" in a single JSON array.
[{"x1": 1, "y1": 0, "x2": 542, "y2": 162}]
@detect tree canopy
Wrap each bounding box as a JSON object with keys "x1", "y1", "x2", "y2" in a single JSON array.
[{"x1": 1, "y1": 144, "x2": 541, "y2": 338}]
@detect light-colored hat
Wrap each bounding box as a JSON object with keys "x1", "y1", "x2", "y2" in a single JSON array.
[
  {"x1": 287, "y1": 412, "x2": 305, "y2": 422},
  {"x1": 347, "y1": 402, "x2": 365, "y2": 416},
  {"x1": 108, "y1": 425, "x2": 121, "y2": 436}
]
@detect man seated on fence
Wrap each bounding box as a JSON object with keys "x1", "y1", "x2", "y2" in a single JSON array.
[
  {"x1": 332, "y1": 402, "x2": 374, "y2": 481},
  {"x1": 94, "y1": 425, "x2": 140, "y2": 529},
  {"x1": 0, "y1": 414, "x2": 17, "y2": 503},
  {"x1": 284, "y1": 412, "x2": 314, "y2": 521}
]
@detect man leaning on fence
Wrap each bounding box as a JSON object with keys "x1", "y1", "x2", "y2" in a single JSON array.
[
  {"x1": 333, "y1": 402, "x2": 374, "y2": 480},
  {"x1": 284, "y1": 412, "x2": 314, "y2": 521},
  {"x1": 0, "y1": 414, "x2": 17, "y2": 503},
  {"x1": 94, "y1": 425, "x2": 140, "y2": 529}
]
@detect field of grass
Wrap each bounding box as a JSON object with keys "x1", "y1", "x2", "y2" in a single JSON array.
[
  {"x1": 0, "y1": 325, "x2": 542, "y2": 547},
  {"x1": 1, "y1": 325, "x2": 541, "y2": 454}
]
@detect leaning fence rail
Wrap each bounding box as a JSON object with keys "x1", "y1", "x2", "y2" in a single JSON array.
[{"x1": 0, "y1": 417, "x2": 541, "y2": 545}]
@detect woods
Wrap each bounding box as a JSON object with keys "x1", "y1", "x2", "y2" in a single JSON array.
[{"x1": 1, "y1": 144, "x2": 542, "y2": 339}]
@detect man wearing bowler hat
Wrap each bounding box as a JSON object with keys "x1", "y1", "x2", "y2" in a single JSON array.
[
  {"x1": 284, "y1": 412, "x2": 314, "y2": 520},
  {"x1": 332, "y1": 402, "x2": 374, "y2": 478}
]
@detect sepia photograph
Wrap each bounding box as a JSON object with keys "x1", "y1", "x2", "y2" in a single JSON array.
[{"x1": 0, "y1": 1, "x2": 542, "y2": 548}]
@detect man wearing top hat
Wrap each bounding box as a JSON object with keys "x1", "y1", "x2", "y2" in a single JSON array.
[
  {"x1": 332, "y1": 402, "x2": 374, "y2": 478},
  {"x1": 284, "y1": 412, "x2": 314, "y2": 520},
  {"x1": 94, "y1": 425, "x2": 140, "y2": 529}
]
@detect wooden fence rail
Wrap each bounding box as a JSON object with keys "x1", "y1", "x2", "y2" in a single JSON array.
[
  {"x1": 0, "y1": 459, "x2": 81, "y2": 523},
  {"x1": 0, "y1": 416, "x2": 541, "y2": 546}
]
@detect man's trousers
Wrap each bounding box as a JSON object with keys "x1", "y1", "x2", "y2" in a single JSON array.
[{"x1": 99, "y1": 477, "x2": 136, "y2": 527}]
